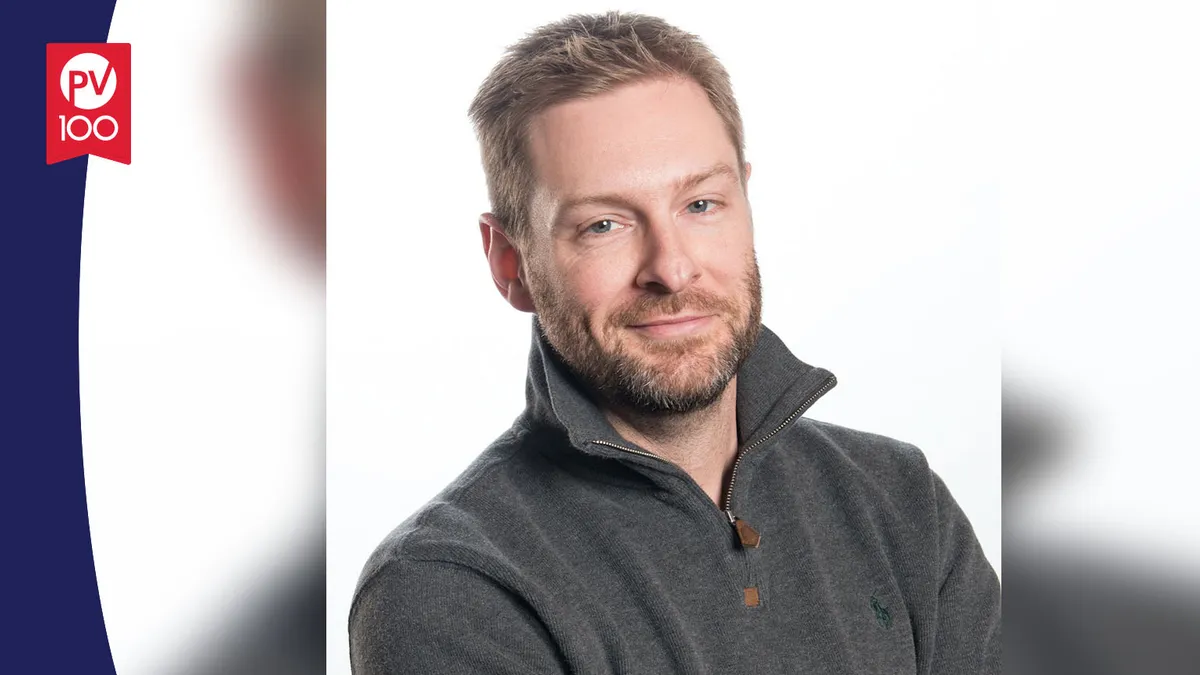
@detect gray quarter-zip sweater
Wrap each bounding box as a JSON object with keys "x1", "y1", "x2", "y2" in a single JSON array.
[{"x1": 350, "y1": 324, "x2": 1001, "y2": 674}]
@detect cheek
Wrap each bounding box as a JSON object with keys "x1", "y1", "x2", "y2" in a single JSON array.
[
  {"x1": 695, "y1": 228, "x2": 754, "y2": 286},
  {"x1": 555, "y1": 253, "x2": 635, "y2": 324}
]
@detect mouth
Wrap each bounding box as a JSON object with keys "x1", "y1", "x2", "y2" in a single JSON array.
[{"x1": 628, "y1": 314, "x2": 715, "y2": 338}]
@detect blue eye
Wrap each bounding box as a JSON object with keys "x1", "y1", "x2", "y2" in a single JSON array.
[
  {"x1": 588, "y1": 219, "x2": 616, "y2": 234},
  {"x1": 686, "y1": 200, "x2": 713, "y2": 214}
]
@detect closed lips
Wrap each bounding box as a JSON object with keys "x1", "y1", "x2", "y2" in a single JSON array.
[{"x1": 630, "y1": 315, "x2": 711, "y2": 327}]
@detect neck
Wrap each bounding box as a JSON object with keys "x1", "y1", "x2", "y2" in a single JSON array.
[{"x1": 601, "y1": 377, "x2": 740, "y2": 506}]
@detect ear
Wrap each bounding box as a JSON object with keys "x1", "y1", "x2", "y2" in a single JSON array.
[
  {"x1": 479, "y1": 213, "x2": 536, "y2": 313},
  {"x1": 743, "y1": 161, "x2": 753, "y2": 192}
]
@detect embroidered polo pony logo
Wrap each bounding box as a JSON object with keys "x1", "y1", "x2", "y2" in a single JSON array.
[{"x1": 869, "y1": 595, "x2": 893, "y2": 629}]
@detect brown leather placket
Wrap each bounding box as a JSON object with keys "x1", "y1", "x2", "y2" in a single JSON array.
[{"x1": 733, "y1": 517, "x2": 762, "y2": 606}]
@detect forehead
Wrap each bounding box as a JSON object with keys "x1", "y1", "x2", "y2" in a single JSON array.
[{"x1": 525, "y1": 77, "x2": 738, "y2": 204}]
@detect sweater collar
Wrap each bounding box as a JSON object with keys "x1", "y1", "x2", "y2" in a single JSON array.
[{"x1": 522, "y1": 318, "x2": 837, "y2": 457}]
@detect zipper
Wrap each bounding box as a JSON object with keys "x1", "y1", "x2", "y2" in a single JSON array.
[
  {"x1": 720, "y1": 374, "x2": 837, "y2": 516},
  {"x1": 588, "y1": 373, "x2": 837, "y2": 529},
  {"x1": 588, "y1": 439, "x2": 665, "y2": 464},
  {"x1": 587, "y1": 439, "x2": 726, "y2": 526}
]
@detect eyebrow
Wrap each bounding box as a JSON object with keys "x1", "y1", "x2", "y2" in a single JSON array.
[
  {"x1": 674, "y1": 162, "x2": 739, "y2": 195},
  {"x1": 557, "y1": 162, "x2": 740, "y2": 215}
]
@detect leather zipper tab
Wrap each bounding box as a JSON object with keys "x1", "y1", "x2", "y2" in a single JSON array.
[{"x1": 733, "y1": 517, "x2": 761, "y2": 549}]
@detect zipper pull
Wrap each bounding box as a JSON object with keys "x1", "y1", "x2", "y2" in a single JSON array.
[{"x1": 731, "y1": 516, "x2": 761, "y2": 549}]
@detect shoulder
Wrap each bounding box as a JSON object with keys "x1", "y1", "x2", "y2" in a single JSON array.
[
  {"x1": 348, "y1": 421, "x2": 576, "y2": 669},
  {"x1": 351, "y1": 419, "x2": 550, "y2": 610},
  {"x1": 792, "y1": 417, "x2": 933, "y2": 482},
  {"x1": 348, "y1": 555, "x2": 563, "y2": 674},
  {"x1": 782, "y1": 418, "x2": 947, "y2": 523},
  {"x1": 788, "y1": 417, "x2": 982, "y2": 537}
]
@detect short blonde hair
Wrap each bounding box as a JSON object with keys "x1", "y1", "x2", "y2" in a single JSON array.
[{"x1": 469, "y1": 11, "x2": 746, "y2": 244}]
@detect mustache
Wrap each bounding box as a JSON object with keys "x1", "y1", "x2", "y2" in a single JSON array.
[{"x1": 608, "y1": 290, "x2": 740, "y2": 328}]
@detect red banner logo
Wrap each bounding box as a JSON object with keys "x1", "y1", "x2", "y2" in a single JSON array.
[{"x1": 46, "y1": 43, "x2": 131, "y2": 165}]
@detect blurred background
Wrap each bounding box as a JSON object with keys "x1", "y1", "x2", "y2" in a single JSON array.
[
  {"x1": 79, "y1": 0, "x2": 324, "y2": 673},
  {"x1": 992, "y1": 1, "x2": 1200, "y2": 672}
]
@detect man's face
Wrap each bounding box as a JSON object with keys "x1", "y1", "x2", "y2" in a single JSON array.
[{"x1": 520, "y1": 77, "x2": 762, "y2": 414}]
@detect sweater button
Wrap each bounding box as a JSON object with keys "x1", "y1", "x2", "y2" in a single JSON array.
[{"x1": 743, "y1": 587, "x2": 760, "y2": 607}]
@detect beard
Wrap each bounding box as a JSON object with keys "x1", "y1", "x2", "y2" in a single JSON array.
[{"x1": 528, "y1": 255, "x2": 763, "y2": 415}]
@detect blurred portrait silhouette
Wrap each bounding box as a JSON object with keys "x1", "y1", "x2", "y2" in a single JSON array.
[
  {"x1": 1003, "y1": 380, "x2": 1200, "y2": 674},
  {"x1": 171, "y1": 0, "x2": 325, "y2": 673}
]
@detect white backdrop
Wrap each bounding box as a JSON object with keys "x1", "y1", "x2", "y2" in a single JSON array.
[{"x1": 329, "y1": 2, "x2": 998, "y2": 674}]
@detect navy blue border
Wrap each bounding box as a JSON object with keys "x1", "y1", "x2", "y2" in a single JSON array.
[{"x1": 0, "y1": 2, "x2": 119, "y2": 672}]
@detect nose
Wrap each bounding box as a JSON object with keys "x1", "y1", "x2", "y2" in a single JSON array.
[{"x1": 634, "y1": 212, "x2": 701, "y2": 294}]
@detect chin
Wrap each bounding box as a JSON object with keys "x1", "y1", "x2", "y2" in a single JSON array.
[
  {"x1": 622, "y1": 371, "x2": 731, "y2": 415},
  {"x1": 631, "y1": 346, "x2": 732, "y2": 391}
]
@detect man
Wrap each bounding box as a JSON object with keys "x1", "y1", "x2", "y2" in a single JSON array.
[{"x1": 350, "y1": 11, "x2": 1000, "y2": 674}]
